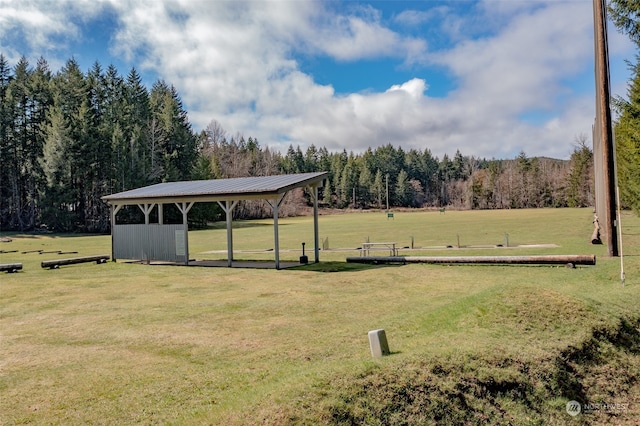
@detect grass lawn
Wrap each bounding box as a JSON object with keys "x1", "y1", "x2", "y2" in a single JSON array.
[{"x1": 1, "y1": 208, "x2": 639, "y2": 424}]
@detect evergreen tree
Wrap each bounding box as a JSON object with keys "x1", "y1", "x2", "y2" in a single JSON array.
[
  {"x1": 0, "y1": 55, "x2": 205, "y2": 230},
  {"x1": 339, "y1": 154, "x2": 358, "y2": 207},
  {"x1": 328, "y1": 150, "x2": 347, "y2": 204},
  {"x1": 305, "y1": 144, "x2": 319, "y2": 172},
  {"x1": 0, "y1": 55, "x2": 12, "y2": 228},
  {"x1": 514, "y1": 151, "x2": 531, "y2": 208},
  {"x1": 5, "y1": 57, "x2": 32, "y2": 229},
  {"x1": 395, "y1": 169, "x2": 410, "y2": 207},
  {"x1": 373, "y1": 170, "x2": 384, "y2": 208},
  {"x1": 317, "y1": 146, "x2": 331, "y2": 176},
  {"x1": 372, "y1": 144, "x2": 404, "y2": 190},
  {"x1": 322, "y1": 177, "x2": 333, "y2": 206},
  {"x1": 609, "y1": 0, "x2": 640, "y2": 45},
  {"x1": 485, "y1": 160, "x2": 503, "y2": 208},
  {"x1": 282, "y1": 145, "x2": 297, "y2": 173},
  {"x1": 11, "y1": 57, "x2": 49, "y2": 230},
  {"x1": 452, "y1": 149, "x2": 467, "y2": 180},
  {"x1": 85, "y1": 62, "x2": 114, "y2": 231},
  {"x1": 245, "y1": 136, "x2": 262, "y2": 176},
  {"x1": 615, "y1": 118, "x2": 640, "y2": 214},
  {"x1": 438, "y1": 154, "x2": 454, "y2": 205},
  {"x1": 613, "y1": 59, "x2": 640, "y2": 214},
  {"x1": 357, "y1": 158, "x2": 373, "y2": 207},
  {"x1": 149, "y1": 80, "x2": 197, "y2": 182},
  {"x1": 100, "y1": 64, "x2": 125, "y2": 192},
  {"x1": 41, "y1": 100, "x2": 73, "y2": 229},
  {"x1": 566, "y1": 137, "x2": 594, "y2": 208},
  {"x1": 123, "y1": 67, "x2": 151, "y2": 189},
  {"x1": 29, "y1": 58, "x2": 53, "y2": 223},
  {"x1": 609, "y1": 0, "x2": 640, "y2": 215}
]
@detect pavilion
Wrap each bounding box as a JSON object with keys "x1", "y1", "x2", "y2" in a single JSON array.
[{"x1": 101, "y1": 172, "x2": 328, "y2": 269}]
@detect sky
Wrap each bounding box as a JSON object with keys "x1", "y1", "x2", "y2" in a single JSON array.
[{"x1": 1, "y1": 0, "x2": 636, "y2": 160}]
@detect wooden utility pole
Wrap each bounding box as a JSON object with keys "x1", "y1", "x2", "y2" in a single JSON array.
[{"x1": 593, "y1": 0, "x2": 619, "y2": 256}]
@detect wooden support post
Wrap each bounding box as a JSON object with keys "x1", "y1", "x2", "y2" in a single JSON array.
[
  {"x1": 175, "y1": 202, "x2": 194, "y2": 266},
  {"x1": 110, "y1": 204, "x2": 116, "y2": 262},
  {"x1": 110, "y1": 204, "x2": 123, "y2": 262},
  {"x1": 306, "y1": 183, "x2": 321, "y2": 263},
  {"x1": 218, "y1": 200, "x2": 239, "y2": 267},
  {"x1": 138, "y1": 203, "x2": 156, "y2": 225},
  {"x1": 273, "y1": 200, "x2": 280, "y2": 270},
  {"x1": 266, "y1": 194, "x2": 286, "y2": 270}
]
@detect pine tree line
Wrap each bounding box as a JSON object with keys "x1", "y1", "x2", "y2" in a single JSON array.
[
  {"x1": 199, "y1": 120, "x2": 594, "y2": 213},
  {"x1": 1, "y1": 55, "x2": 197, "y2": 232},
  {"x1": 1, "y1": 54, "x2": 596, "y2": 233},
  {"x1": 276, "y1": 141, "x2": 593, "y2": 210}
]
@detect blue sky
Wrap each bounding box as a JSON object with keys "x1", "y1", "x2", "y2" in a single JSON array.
[{"x1": 1, "y1": 0, "x2": 636, "y2": 160}]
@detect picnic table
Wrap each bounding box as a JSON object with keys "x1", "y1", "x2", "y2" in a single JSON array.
[{"x1": 360, "y1": 242, "x2": 398, "y2": 257}]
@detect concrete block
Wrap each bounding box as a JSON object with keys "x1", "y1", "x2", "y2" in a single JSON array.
[{"x1": 368, "y1": 329, "x2": 390, "y2": 358}]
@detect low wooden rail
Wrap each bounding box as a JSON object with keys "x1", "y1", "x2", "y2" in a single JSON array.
[
  {"x1": 347, "y1": 254, "x2": 596, "y2": 266},
  {"x1": 0, "y1": 263, "x2": 23, "y2": 273},
  {"x1": 41, "y1": 255, "x2": 110, "y2": 269}
]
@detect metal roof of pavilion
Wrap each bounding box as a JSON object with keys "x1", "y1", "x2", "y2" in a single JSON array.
[{"x1": 102, "y1": 172, "x2": 328, "y2": 205}]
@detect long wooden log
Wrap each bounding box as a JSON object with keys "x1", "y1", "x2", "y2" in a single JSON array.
[
  {"x1": 347, "y1": 255, "x2": 596, "y2": 266},
  {"x1": 0, "y1": 263, "x2": 23, "y2": 273},
  {"x1": 41, "y1": 255, "x2": 110, "y2": 269}
]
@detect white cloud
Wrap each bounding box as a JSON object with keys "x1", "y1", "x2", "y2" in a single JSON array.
[
  {"x1": 308, "y1": 13, "x2": 427, "y2": 62},
  {"x1": 0, "y1": 0, "x2": 112, "y2": 67},
  {"x1": 387, "y1": 78, "x2": 428, "y2": 98},
  {"x1": 394, "y1": 8, "x2": 448, "y2": 27},
  {"x1": 435, "y1": 3, "x2": 592, "y2": 110},
  {"x1": 2, "y1": 0, "x2": 636, "y2": 161}
]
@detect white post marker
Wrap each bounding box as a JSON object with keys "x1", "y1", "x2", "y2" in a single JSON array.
[
  {"x1": 368, "y1": 329, "x2": 390, "y2": 358},
  {"x1": 616, "y1": 186, "x2": 625, "y2": 286}
]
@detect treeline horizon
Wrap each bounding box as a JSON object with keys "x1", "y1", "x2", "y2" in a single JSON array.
[
  {"x1": 201, "y1": 120, "x2": 594, "y2": 213},
  {"x1": 1, "y1": 54, "x2": 594, "y2": 233}
]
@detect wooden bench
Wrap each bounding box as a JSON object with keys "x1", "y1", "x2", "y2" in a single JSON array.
[
  {"x1": 0, "y1": 263, "x2": 22, "y2": 273},
  {"x1": 361, "y1": 242, "x2": 398, "y2": 257},
  {"x1": 41, "y1": 255, "x2": 110, "y2": 269}
]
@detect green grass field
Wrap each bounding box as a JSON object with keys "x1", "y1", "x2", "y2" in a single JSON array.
[{"x1": 1, "y1": 208, "x2": 639, "y2": 424}]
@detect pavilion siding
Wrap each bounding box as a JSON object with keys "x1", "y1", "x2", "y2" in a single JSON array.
[{"x1": 113, "y1": 224, "x2": 186, "y2": 263}]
